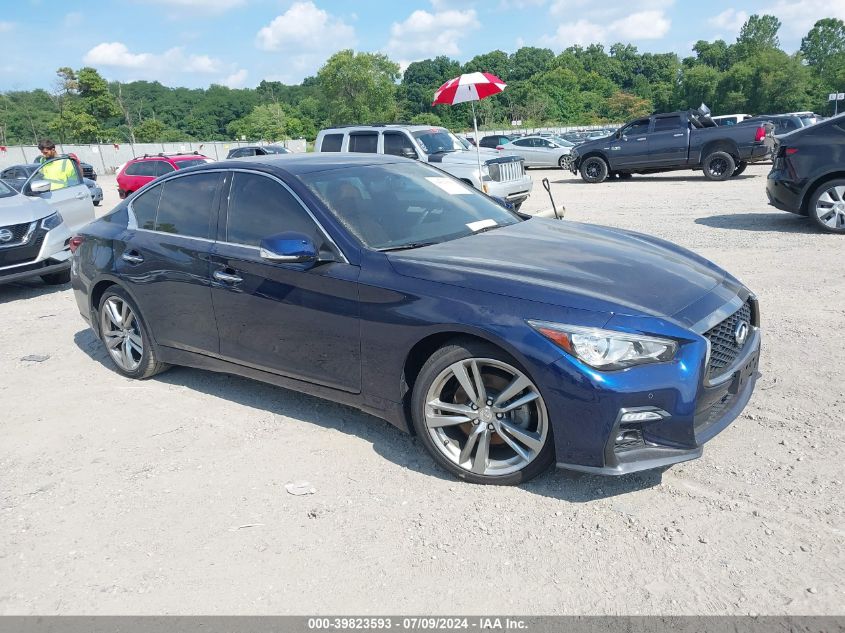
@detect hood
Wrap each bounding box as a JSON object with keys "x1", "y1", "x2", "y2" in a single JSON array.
[
  {"x1": 427, "y1": 149, "x2": 521, "y2": 167},
  {"x1": 0, "y1": 191, "x2": 53, "y2": 226},
  {"x1": 387, "y1": 218, "x2": 727, "y2": 320}
]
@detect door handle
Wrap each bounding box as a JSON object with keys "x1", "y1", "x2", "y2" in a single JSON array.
[
  {"x1": 673, "y1": 133, "x2": 684, "y2": 137},
  {"x1": 636, "y1": 137, "x2": 647, "y2": 141},
  {"x1": 121, "y1": 252, "x2": 144, "y2": 264},
  {"x1": 214, "y1": 270, "x2": 243, "y2": 284}
]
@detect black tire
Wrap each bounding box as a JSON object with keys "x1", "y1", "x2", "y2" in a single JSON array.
[
  {"x1": 93, "y1": 200, "x2": 101, "y2": 206},
  {"x1": 98, "y1": 286, "x2": 170, "y2": 379},
  {"x1": 732, "y1": 161, "x2": 748, "y2": 177},
  {"x1": 808, "y1": 179, "x2": 845, "y2": 234},
  {"x1": 41, "y1": 269, "x2": 71, "y2": 285},
  {"x1": 410, "y1": 340, "x2": 555, "y2": 485},
  {"x1": 580, "y1": 156, "x2": 609, "y2": 183},
  {"x1": 702, "y1": 151, "x2": 735, "y2": 181}
]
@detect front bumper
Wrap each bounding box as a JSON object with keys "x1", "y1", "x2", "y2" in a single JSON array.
[
  {"x1": 538, "y1": 308, "x2": 761, "y2": 476},
  {"x1": 486, "y1": 175, "x2": 533, "y2": 206}
]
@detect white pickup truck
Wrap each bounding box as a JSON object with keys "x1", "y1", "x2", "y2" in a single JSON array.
[{"x1": 314, "y1": 124, "x2": 533, "y2": 209}]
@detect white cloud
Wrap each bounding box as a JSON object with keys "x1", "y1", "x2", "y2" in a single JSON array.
[
  {"x1": 83, "y1": 42, "x2": 225, "y2": 74},
  {"x1": 63, "y1": 12, "x2": 83, "y2": 27},
  {"x1": 147, "y1": 0, "x2": 246, "y2": 13},
  {"x1": 0, "y1": 21, "x2": 14, "y2": 32},
  {"x1": 385, "y1": 9, "x2": 480, "y2": 59},
  {"x1": 761, "y1": 0, "x2": 845, "y2": 41},
  {"x1": 222, "y1": 68, "x2": 248, "y2": 88},
  {"x1": 430, "y1": 0, "x2": 477, "y2": 9},
  {"x1": 708, "y1": 8, "x2": 749, "y2": 34},
  {"x1": 541, "y1": 1, "x2": 673, "y2": 48},
  {"x1": 256, "y1": 2, "x2": 355, "y2": 52}
]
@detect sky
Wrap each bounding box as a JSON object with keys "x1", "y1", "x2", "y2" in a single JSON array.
[{"x1": 1, "y1": 0, "x2": 844, "y2": 91}]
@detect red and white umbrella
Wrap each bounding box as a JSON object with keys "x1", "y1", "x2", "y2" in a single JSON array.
[
  {"x1": 432, "y1": 72, "x2": 507, "y2": 192},
  {"x1": 431, "y1": 72, "x2": 507, "y2": 106}
]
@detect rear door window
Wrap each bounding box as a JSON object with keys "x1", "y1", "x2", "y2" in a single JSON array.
[
  {"x1": 156, "y1": 161, "x2": 175, "y2": 176},
  {"x1": 653, "y1": 116, "x2": 683, "y2": 132},
  {"x1": 348, "y1": 133, "x2": 378, "y2": 153},
  {"x1": 131, "y1": 183, "x2": 163, "y2": 230},
  {"x1": 225, "y1": 172, "x2": 320, "y2": 247},
  {"x1": 154, "y1": 172, "x2": 222, "y2": 238},
  {"x1": 320, "y1": 134, "x2": 344, "y2": 152}
]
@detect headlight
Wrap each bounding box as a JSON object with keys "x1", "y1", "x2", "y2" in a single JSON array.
[
  {"x1": 528, "y1": 321, "x2": 677, "y2": 370},
  {"x1": 41, "y1": 212, "x2": 64, "y2": 230}
]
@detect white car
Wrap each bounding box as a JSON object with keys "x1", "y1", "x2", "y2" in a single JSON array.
[
  {"x1": 0, "y1": 157, "x2": 94, "y2": 286},
  {"x1": 314, "y1": 124, "x2": 533, "y2": 210},
  {"x1": 498, "y1": 135, "x2": 573, "y2": 169}
]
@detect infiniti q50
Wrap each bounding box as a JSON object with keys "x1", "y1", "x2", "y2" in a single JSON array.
[{"x1": 71, "y1": 154, "x2": 760, "y2": 485}]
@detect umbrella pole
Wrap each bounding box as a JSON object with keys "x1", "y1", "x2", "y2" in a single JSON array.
[{"x1": 472, "y1": 100, "x2": 485, "y2": 193}]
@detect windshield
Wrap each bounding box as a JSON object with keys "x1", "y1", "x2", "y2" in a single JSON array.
[
  {"x1": 412, "y1": 128, "x2": 466, "y2": 154},
  {"x1": 174, "y1": 159, "x2": 209, "y2": 169},
  {"x1": 300, "y1": 160, "x2": 522, "y2": 250},
  {"x1": 0, "y1": 179, "x2": 18, "y2": 198},
  {"x1": 551, "y1": 137, "x2": 575, "y2": 147},
  {"x1": 264, "y1": 146, "x2": 290, "y2": 154}
]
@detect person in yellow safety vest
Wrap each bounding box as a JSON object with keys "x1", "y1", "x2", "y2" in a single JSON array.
[{"x1": 35, "y1": 139, "x2": 77, "y2": 190}]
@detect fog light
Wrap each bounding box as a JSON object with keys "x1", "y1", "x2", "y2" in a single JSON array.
[{"x1": 620, "y1": 410, "x2": 665, "y2": 423}]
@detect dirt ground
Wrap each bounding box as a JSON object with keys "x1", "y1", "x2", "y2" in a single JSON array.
[{"x1": 1, "y1": 164, "x2": 843, "y2": 615}]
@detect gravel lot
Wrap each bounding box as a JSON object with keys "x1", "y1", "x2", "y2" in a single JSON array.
[{"x1": 1, "y1": 164, "x2": 843, "y2": 615}]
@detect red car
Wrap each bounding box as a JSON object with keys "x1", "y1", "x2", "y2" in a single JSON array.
[{"x1": 116, "y1": 153, "x2": 212, "y2": 198}]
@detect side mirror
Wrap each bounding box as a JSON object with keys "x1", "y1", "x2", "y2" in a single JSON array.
[
  {"x1": 259, "y1": 232, "x2": 318, "y2": 264},
  {"x1": 615, "y1": 131, "x2": 622, "y2": 140},
  {"x1": 28, "y1": 179, "x2": 52, "y2": 195},
  {"x1": 400, "y1": 148, "x2": 418, "y2": 160}
]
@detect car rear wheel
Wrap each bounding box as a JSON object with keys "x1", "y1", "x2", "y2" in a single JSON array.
[
  {"x1": 98, "y1": 287, "x2": 169, "y2": 379},
  {"x1": 732, "y1": 161, "x2": 748, "y2": 177},
  {"x1": 410, "y1": 340, "x2": 554, "y2": 485},
  {"x1": 41, "y1": 269, "x2": 71, "y2": 285},
  {"x1": 580, "y1": 156, "x2": 608, "y2": 183},
  {"x1": 702, "y1": 151, "x2": 735, "y2": 181},
  {"x1": 558, "y1": 155, "x2": 571, "y2": 170},
  {"x1": 809, "y1": 179, "x2": 845, "y2": 234}
]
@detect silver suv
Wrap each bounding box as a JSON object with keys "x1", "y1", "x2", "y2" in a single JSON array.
[{"x1": 315, "y1": 124, "x2": 533, "y2": 209}]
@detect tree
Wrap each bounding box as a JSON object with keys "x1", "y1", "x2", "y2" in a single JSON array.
[
  {"x1": 735, "y1": 15, "x2": 782, "y2": 61},
  {"x1": 678, "y1": 65, "x2": 721, "y2": 109},
  {"x1": 692, "y1": 39, "x2": 733, "y2": 71},
  {"x1": 801, "y1": 18, "x2": 845, "y2": 85},
  {"x1": 462, "y1": 50, "x2": 510, "y2": 80},
  {"x1": 226, "y1": 103, "x2": 289, "y2": 140},
  {"x1": 317, "y1": 50, "x2": 400, "y2": 125},
  {"x1": 508, "y1": 47, "x2": 554, "y2": 82},
  {"x1": 600, "y1": 92, "x2": 652, "y2": 122}
]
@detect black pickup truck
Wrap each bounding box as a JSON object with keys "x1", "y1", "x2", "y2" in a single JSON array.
[{"x1": 570, "y1": 106, "x2": 774, "y2": 183}]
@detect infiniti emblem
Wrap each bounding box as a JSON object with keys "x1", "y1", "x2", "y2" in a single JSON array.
[
  {"x1": 734, "y1": 320, "x2": 750, "y2": 347},
  {"x1": 0, "y1": 228, "x2": 13, "y2": 243}
]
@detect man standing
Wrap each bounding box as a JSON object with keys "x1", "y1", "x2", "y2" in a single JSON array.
[{"x1": 34, "y1": 139, "x2": 77, "y2": 190}]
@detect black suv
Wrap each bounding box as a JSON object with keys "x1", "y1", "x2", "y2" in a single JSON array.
[
  {"x1": 478, "y1": 135, "x2": 514, "y2": 149},
  {"x1": 766, "y1": 113, "x2": 845, "y2": 233}
]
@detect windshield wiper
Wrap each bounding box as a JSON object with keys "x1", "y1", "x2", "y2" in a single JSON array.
[{"x1": 378, "y1": 241, "x2": 440, "y2": 252}]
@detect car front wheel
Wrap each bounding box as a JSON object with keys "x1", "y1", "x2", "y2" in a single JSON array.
[
  {"x1": 411, "y1": 340, "x2": 554, "y2": 485},
  {"x1": 98, "y1": 287, "x2": 169, "y2": 379},
  {"x1": 809, "y1": 179, "x2": 845, "y2": 234},
  {"x1": 580, "y1": 156, "x2": 608, "y2": 183}
]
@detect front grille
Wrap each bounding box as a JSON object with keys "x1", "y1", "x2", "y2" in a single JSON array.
[
  {"x1": 704, "y1": 301, "x2": 752, "y2": 379},
  {"x1": 0, "y1": 230, "x2": 46, "y2": 268},
  {"x1": 488, "y1": 159, "x2": 524, "y2": 182},
  {"x1": 0, "y1": 221, "x2": 36, "y2": 247}
]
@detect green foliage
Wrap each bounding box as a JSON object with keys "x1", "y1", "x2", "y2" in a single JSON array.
[
  {"x1": 801, "y1": 18, "x2": 845, "y2": 86},
  {"x1": 317, "y1": 50, "x2": 400, "y2": 125},
  {"x1": 410, "y1": 113, "x2": 442, "y2": 126},
  {"x1": 735, "y1": 15, "x2": 782, "y2": 61}
]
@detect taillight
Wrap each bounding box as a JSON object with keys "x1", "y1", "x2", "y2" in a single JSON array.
[
  {"x1": 496, "y1": 145, "x2": 504, "y2": 150},
  {"x1": 69, "y1": 236, "x2": 84, "y2": 253},
  {"x1": 754, "y1": 126, "x2": 766, "y2": 142},
  {"x1": 785, "y1": 148, "x2": 799, "y2": 155}
]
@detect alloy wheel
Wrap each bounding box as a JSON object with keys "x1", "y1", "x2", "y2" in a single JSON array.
[
  {"x1": 100, "y1": 296, "x2": 143, "y2": 372},
  {"x1": 709, "y1": 158, "x2": 729, "y2": 177},
  {"x1": 815, "y1": 185, "x2": 845, "y2": 230},
  {"x1": 422, "y1": 357, "x2": 548, "y2": 477}
]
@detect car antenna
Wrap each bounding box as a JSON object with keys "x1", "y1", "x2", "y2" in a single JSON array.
[{"x1": 542, "y1": 177, "x2": 564, "y2": 220}]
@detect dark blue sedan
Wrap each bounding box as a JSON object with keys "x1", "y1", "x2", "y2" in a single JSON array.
[{"x1": 70, "y1": 154, "x2": 760, "y2": 485}]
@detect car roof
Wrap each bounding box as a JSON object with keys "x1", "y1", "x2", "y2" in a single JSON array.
[
  {"x1": 320, "y1": 124, "x2": 447, "y2": 133},
  {"x1": 132, "y1": 154, "x2": 207, "y2": 161},
  {"x1": 202, "y1": 152, "x2": 406, "y2": 176}
]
